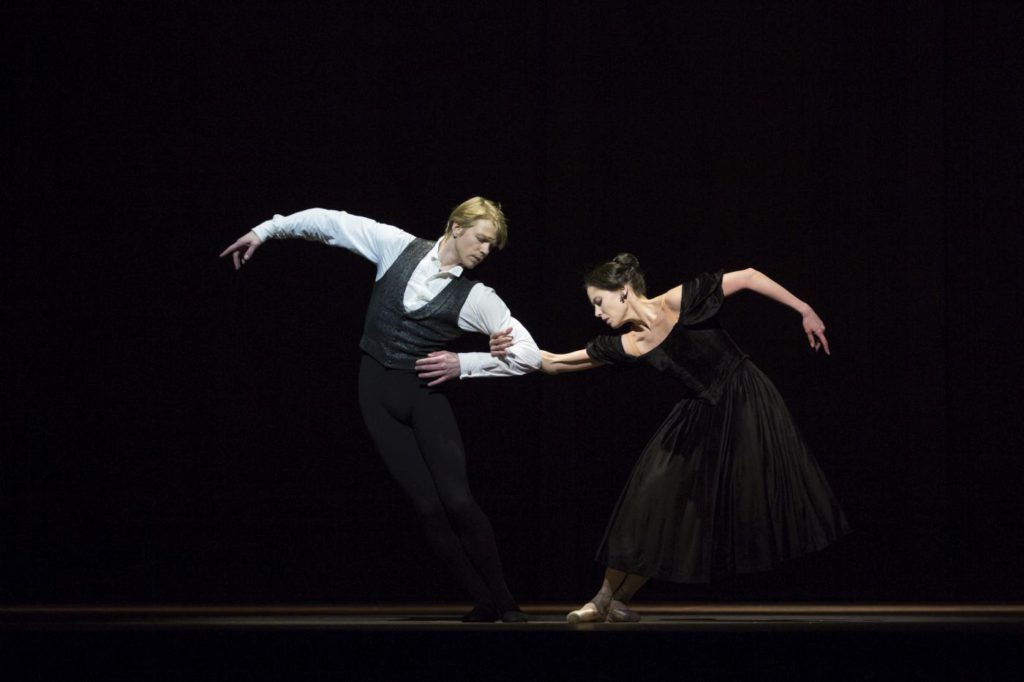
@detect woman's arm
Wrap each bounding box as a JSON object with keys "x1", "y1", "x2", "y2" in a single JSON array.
[
  {"x1": 722, "y1": 268, "x2": 830, "y2": 354},
  {"x1": 540, "y1": 349, "x2": 604, "y2": 374},
  {"x1": 488, "y1": 330, "x2": 603, "y2": 374}
]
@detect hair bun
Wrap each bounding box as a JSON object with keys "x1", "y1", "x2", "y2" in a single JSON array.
[{"x1": 612, "y1": 253, "x2": 640, "y2": 270}]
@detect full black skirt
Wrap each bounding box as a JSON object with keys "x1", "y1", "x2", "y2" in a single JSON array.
[{"x1": 595, "y1": 360, "x2": 850, "y2": 582}]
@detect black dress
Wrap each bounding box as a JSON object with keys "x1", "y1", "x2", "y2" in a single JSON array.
[{"x1": 585, "y1": 271, "x2": 850, "y2": 582}]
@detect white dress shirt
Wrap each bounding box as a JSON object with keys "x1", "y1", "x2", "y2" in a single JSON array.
[{"x1": 251, "y1": 208, "x2": 542, "y2": 378}]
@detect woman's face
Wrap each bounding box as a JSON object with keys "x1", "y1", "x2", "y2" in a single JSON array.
[{"x1": 586, "y1": 285, "x2": 628, "y2": 328}]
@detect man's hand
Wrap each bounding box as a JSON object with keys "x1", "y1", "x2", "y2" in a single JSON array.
[
  {"x1": 801, "y1": 308, "x2": 831, "y2": 355},
  {"x1": 219, "y1": 231, "x2": 263, "y2": 270},
  {"x1": 415, "y1": 351, "x2": 461, "y2": 386},
  {"x1": 489, "y1": 327, "x2": 513, "y2": 358}
]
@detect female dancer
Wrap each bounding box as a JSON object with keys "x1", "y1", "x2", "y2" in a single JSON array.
[{"x1": 492, "y1": 255, "x2": 849, "y2": 622}]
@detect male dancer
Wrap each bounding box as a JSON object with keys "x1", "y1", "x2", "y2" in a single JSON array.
[{"x1": 220, "y1": 198, "x2": 539, "y2": 622}]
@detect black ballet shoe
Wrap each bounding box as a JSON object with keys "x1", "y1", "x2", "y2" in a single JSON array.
[
  {"x1": 500, "y1": 608, "x2": 529, "y2": 623},
  {"x1": 461, "y1": 603, "x2": 499, "y2": 623}
]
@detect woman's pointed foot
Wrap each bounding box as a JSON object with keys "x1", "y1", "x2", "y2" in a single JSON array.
[
  {"x1": 605, "y1": 600, "x2": 641, "y2": 623},
  {"x1": 566, "y1": 602, "x2": 605, "y2": 623}
]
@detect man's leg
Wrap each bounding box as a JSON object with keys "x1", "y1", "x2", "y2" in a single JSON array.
[
  {"x1": 357, "y1": 357, "x2": 494, "y2": 614},
  {"x1": 410, "y1": 388, "x2": 525, "y2": 620}
]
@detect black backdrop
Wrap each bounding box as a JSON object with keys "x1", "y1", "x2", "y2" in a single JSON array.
[{"x1": 7, "y1": 1, "x2": 1023, "y2": 605}]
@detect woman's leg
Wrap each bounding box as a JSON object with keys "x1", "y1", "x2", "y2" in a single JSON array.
[
  {"x1": 567, "y1": 568, "x2": 628, "y2": 622},
  {"x1": 611, "y1": 574, "x2": 649, "y2": 605},
  {"x1": 606, "y1": 574, "x2": 648, "y2": 622},
  {"x1": 591, "y1": 568, "x2": 628, "y2": 612}
]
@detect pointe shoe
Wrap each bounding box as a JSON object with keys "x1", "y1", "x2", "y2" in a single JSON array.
[
  {"x1": 605, "y1": 605, "x2": 641, "y2": 623},
  {"x1": 566, "y1": 602, "x2": 605, "y2": 623}
]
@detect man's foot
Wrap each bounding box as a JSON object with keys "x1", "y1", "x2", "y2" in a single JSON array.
[
  {"x1": 500, "y1": 608, "x2": 529, "y2": 623},
  {"x1": 460, "y1": 602, "x2": 499, "y2": 623},
  {"x1": 566, "y1": 602, "x2": 605, "y2": 623}
]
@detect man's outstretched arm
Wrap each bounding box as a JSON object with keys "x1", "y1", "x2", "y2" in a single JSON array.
[{"x1": 220, "y1": 208, "x2": 414, "y2": 278}]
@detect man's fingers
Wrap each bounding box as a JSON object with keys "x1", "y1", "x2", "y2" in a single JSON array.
[
  {"x1": 232, "y1": 251, "x2": 241, "y2": 270},
  {"x1": 415, "y1": 361, "x2": 447, "y2": 373},
  {"x1": 220, "y1": 239, "x2": 244, "y2": 258}
]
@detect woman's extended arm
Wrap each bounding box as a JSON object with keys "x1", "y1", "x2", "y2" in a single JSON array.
[
  {"x1": 489, "y1": 330, "x2": 603, "y2": 374},
  {"x1": 485, "y1": 327, "x2": 598, "y2": 372},
  {"x1": 721, "y1": 268, "x2": 830, "y2": 354},
  {"x1": 539, "y1": 349, "x2": 604, "y2": 374}
]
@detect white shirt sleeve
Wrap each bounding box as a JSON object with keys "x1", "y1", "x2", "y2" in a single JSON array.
[
  {"x1": 456, "y1": 284, "x2": 542, "y2": 378},
  {"x1": 251, "y1": 208, "x2": 414, "y2": 280}
]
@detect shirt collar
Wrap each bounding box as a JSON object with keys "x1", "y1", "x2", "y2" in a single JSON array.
[{"x1": 429, "y1": 239, "x2": 463, "y2": 277}]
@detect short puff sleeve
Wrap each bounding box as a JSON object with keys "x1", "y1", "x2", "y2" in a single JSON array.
[
  {"x1": 585, "y1": 335, "x2": 636, "y2": 366},
  {"x1": 681, "y1": 270, "x2": 725, "y2": 324}
]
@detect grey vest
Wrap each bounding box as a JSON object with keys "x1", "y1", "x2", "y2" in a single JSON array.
[{"x1": 359, "y1": 238, "x2": 476, "y2": 370}]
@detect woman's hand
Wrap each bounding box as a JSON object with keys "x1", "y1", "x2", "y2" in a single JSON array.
[
  {"x1": 219, "y1": 231, "x2": 263, "y2": 270},
  {"x1": 802, "y1": 308, "x2": 830, "y2": 355},
  {"x1": 489, "y1": 327, "x2": 513, "y2": 357}
]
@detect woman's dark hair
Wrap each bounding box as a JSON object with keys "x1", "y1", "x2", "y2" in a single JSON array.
[{"x1": 584, "y1": 253, "x2": 647, "y2": 296}]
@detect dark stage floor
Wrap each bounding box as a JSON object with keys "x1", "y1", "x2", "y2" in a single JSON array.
[
  {"x1": 5, "y1": 603, "x2": 1024, "y2": 631},
  {"x1": 4, "y1": 604, "x2": 1023, "y2": 679}
]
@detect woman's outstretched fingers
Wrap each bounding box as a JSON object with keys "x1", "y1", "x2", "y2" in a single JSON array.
[{"x1": 801, "y1": 309, "x2": 829, "y2": 354}]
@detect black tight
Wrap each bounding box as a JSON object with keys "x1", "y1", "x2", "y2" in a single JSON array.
[{"x1": 357, "y1": 354, "x2": 515, "y2": 609}]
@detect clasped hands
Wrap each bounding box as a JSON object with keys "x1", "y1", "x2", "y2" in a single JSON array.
[{"x1": 414, "y1": 327, "x2": 514, "y2": 386}]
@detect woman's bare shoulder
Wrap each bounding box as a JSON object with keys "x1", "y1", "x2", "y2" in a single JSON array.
[{"x1": 661, "y1": 285, "x2": 683, "y2": 313}]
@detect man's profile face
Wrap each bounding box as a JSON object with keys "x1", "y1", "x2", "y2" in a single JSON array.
[{"x1": 453, "y1": 219, "x2": 498, "y2": 269}]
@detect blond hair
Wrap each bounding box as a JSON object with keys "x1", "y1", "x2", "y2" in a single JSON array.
[{"x1": 444, "y1": 196, "x2": 508, "y2": 250}]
